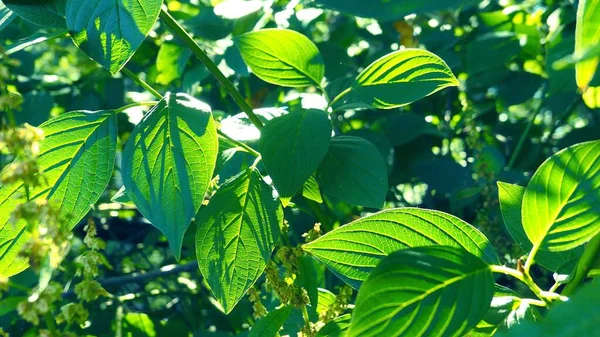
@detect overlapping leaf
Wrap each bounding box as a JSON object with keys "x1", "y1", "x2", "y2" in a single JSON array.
[
  {"x1": 195, "y1": 169, "x2": 282, "y2": 314},
  {"x1": 65, "y1": 0, "x2": 162, "y2": 74},
  {"x1": 347, "y1": 246, "x2": 494, "y2": 337},
  {"x1": 522, "y1": 140, "x2": 600, "y2": 252},
  {"x1": 236, "y1": 29, "x2": 325, "y2": 87},
  {"x1": 352, "y1": 49, "x2": 459, "y2": 109},
  {"x1": 259, "y1": 109, "x2": 331, "y2": 199},
  {"x1": 123, "y1": 93, "x2": 218, "y2": 260},
  {"x1": 4, "y1": 0, "x2": 65, "y2": 28},
  {"x1": 0, "y1": 111, "x2": 117, "y2": 277},
  {"x1": 303, "y1": 208, "x2": 499, "y2": 288}
]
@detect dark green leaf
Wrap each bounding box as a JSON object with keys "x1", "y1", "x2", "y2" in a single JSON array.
[
  {"x1": 314, "y1": 0, "x2": 477, "y2": 20},
  {"x1": 4, "y1": 0, "x2": 65, "y2": 28},
  {"x1": 249, "y1": 306, "x2": 292, "y2": 337}
]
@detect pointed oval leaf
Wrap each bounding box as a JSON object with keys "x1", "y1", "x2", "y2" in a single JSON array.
[
  {"x1": 316, "y1": 136, "x2": 388, "y2": 209},
  {"x1": 576, "y1": 0, "x2": 600, "y2": 91},
  {"x1": 249, "y1": 306, "x2": 293, "y2": 337},
  {"x1": 301, "y1": 176, "x2": 323, "y2": 204},
  {"x1": 316, "y1": 314, "x2": 351, "y2": 337},
  {"x1": 195, "y1": 169, "x2": 282, "y2": 314},
  {"x1": 123, "y1": 93, "x2": 219, "y2": 260},
  {"x1": 314, "y1": 0, "x2": 477, "y2": 20},
  {"x1": 303, "y1": 208, "x2": 499, "y2": 289},
  {"x1": 65, "y1": 0, "x2": 162, "y2": 74},
  {"x1": 352, "y1": 49, "x2": 459, "y2": 109},
  {"x1": 236, "y1": 29, "x2": 325, "y2": 87},
  {"x1": 259, "y1": 109, "x2": 331, "y2": 199},
  {"x1": 0, "y1": 110, "x2": 117, "y2": 277},
  {"x1": 498, "y1": 182, "x2": 582, "y2": 271},
  {"x1": 523, "y1": 140, "x2": 600, "y2": 252},
  {"x1": 4, "y1": 0, "x2": 65, "y2": 28},
  {"x1": 347, "y1": 246, "x2": 494, "y2": 337}
]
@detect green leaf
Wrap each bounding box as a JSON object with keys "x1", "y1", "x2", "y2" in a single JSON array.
[
  {"x1": 317, "y1": 288, "x2": 336, "y2": 315},
  {"x1": 220, "y1": 108, "x2": 286, "y2": 142},
  {"x1": 0, "y1": 111, "x2": 118, "y2": 277},
  {"x1": 123, "y1": 312, "x2": 156, "y2": 337},
  {"x1": 497, "y1": 182, "x2": 583, "y2": 271},
  {"x1": 303, "y1": 208, "x2": 499, "y2": 289},
  {"x1": 576, "y1": 0, "x2": 600, "y2": 91},
  {"x1": 195, "y1": 169, "x2": 282, "y2": 314},
  {"x1": 522, "y1": 140, "x2": 600, "y2": 252},
  {"x1": 0, "y1": 296, "x2": 26, "y2": 317},
  {"x1": 122, "y1": 93, "x2": 218, "y2": 260},
  {"x1": 352, "y1": 49, "x2": 459, "y2": 109},
  {"x1": 4, "y1": 0, "x2": 65, "y2": 28},
  {"x1": 301, "y1": 176, "x2": 323, "y2": 204},
  {"x1": 236, "y1": 29, "x2": 325, "y2": 87},
  {"x1": 347, "y1": 246, "x2": 494, "y2": 337},
  {"x1": 156, "y1": 42, "x2": 192, "y2": 85},
  {"x1": 316, "y1": 136, "x2": 388, "y2": 209},
  {"x1": 249, "y1": 306, "x2": 292, "y2": 337},
  {"x1": 259, "y1": 109, "x2": 331, "y2": 199},
  {"x1": 0, "y1": 3, "x2": 16, "y2": 32},
  {"x1": 65, "y1": 0, "x2": 162, "y2": 74},
  {"x1": 314, "y1": 0, "x2": 477, "y2": 20},
  {"x1": 316, "y1": 314, "x2": 351, "y2": 337}
]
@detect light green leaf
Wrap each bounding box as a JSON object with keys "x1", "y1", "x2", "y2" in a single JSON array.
[
  {"x1": 0, "y1": 110, "x2": 118, "y2": 277},
  {"x1": 249, "y1": 306, "x2": 292, "y2": 337},
  {"x1": 156, "y1": 42, "x2": 192, "y2": 85},
  {"x1": 195, "y1": 169, "x2": 282, "y2": 314},
  {"x1": 65, "y1": 0, "x2": 162, "y2": 74},
  {"x1": 301, "y1": 176, "x2": 323, "y2": 204},
  {"x1": 576, "y1": 0, "x2": 600, "y2": 91},
  {"x1": 123, "y1": 312, "x2": 156, "y2": 337},
  {"x1": 123, "y1": 93, "x2": 218, "y2": 260},
  {"x1": 522, "y1": 140, "x2": 600, "y2": 252},
  {"x1": 303, "y1": 208, "x2": 499, "y2": 289},
  {"x1": 236, "y1": 29, "x2": 325, "y2": 87},
  {"x1": 316, "y1": 136, "x2": 388, "y2": 209},
  {"x1": 316, "y1": 314, "x2": 351, "y2": 337},
  {"x1": 259, "y1": 109, "x2": 331, "y2": 199},
  {"x1": 352, "y1": 49, "x2": 459, "y2": 109},
  {"x1": 0, "y1": 3, "x2": 16, "y2": 32},
  {"x1": 347, "y1": 246, "x2": 494, "y2": 337},
  {"x1": 497, "y1": 182, "x2": 583, "y2": 271},
  {"x1": 4, "y1": 0, "x2": 65, "y2": 28},
  {"x1": 220, "y1": 108, "x2": 286, "y2": 142},
  {"x1": 314, "y1": 0, "x2": 477, "y2": 20}
]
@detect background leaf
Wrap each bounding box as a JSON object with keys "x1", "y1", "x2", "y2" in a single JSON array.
[
  {"x1": 259, "y1": 108, "x2": 331, "y2": 199},
  {"x1": 122, "y1": 93, "x2": 218, "y2": 260},
  {"x1": 316, "y1": 136, "x2": 388, "y2": 208},
  {"x1": 352, "y1": 49, "x2": 459, "y2": 109},
  {"x1": 522, "y1": 140, "x2": 600, "y2": 252},
  {"x1": 195, "y1": 169, "x2": 282, "y2": 314},
  {"x1": 236, "y1": 29, "x2": 325, "y2": 87},
  {"x1": 65, "y1": 0, "x2": 162, "y2": 74},
  {"x1": 575, "y1": 0, "x2": 600, "y2": 91},
  {"x1": 303, "y1": 208, "x2": 499, "y2": 288},
  {"x1": 0, "y1": 110, "x2": 117, "y2": 277},
  {"x1": 314, "y1": 0, "x2": 477, "y2": 20},
  {"x1": 4, "y1": 0, "x2": 65, "y2": 28},
  {"x1": 347, "y1": 246, "x2": 494, "y2": 337},
  {"x1": 249, "y1": 306, "x2": 292, "y2": 337}
]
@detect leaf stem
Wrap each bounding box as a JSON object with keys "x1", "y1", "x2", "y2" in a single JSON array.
[
  {"x1": 523, "y1": 243, "x2": 540, "y2": 275},
  {"x1": 159, "y1": 8, "x2": 264, "y2": 130},
  {"x1": 217, "y1": 129, "x2": 260, "y2": 157},
  {"x1": 121, "y1": 68, "x2": 163, "y2": 100},
  {"x1": 490, "y1": 265, "x2": 567, "y2": 304},
  {"x1": 326, "y1": 87, "x2": 352, "y2": 112},
  {"x1": 562, "y1": 233, "x2": 600, "y2": 296},
  {"x1": 114, "y1": 101, "x2": 159, "y2": 113}
]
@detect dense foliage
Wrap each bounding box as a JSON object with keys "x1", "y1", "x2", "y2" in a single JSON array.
[{"x1": 0, "y1": 0, "x2": 599, "y2": 336}]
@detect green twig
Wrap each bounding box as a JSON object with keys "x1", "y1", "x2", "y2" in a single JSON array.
[
  {"x1": 490, "y1": 265, "x2": 567, "y2": 304},
  {"x1": 114, "y1": 101, "x2": 159, "y2": 113},
  {"x1": 217, "y1": 129, "x2": 260, "y2": 157},
  {"x1": 562, "y1": 233, "x2": 600, "y2": 296},
  {"x1": 121, "y1": 68, "x2": 163, "y2": 100},
  {"x1": 159, "y1": 8, "x2": 264, "y2": 130},
  {"x1": 326, "y1": 87, "x2": 352, "y2": 112},
  {"x1": 45, "y1": 312, "x2": 58, "y2": 334}
]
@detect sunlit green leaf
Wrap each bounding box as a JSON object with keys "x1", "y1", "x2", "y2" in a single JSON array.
[
  {"x1": 347, "y1": 246, "x2": 494, "y2": 337},
  {"x1": 522, "y1": 140, "x2": 600, "y2": 252},
  {"x1": 249, "y1": 306, "x2": 292, "y2": 337},
  {"x1": 195, "y1": 169, "x2": 282, "y2": 314},
  {"x1": 352, "y1": 49, "x2": 459, "y2": 109},
  {"x1": 123, "y1": 93, "x2": 218, "y2": 260},
  {"x1": 303, "y1": 208, "x2": 499, "y2": 288},
  {"x1": 236, "y1": 29, "x2": 325, "y2": 87},
  {"x1": 316, "y1": 314, "x2": 351, "y2": 337},
  {"x1": 123, "y1": 312, "x2": 156, "y2": 337},
  {"x1": 259, "y1": 109, "x2": 331, "y2": 199},
  {"x1": 65, "y1": 0, "x2": 162, "y2": 74},
  {"x1": 575, "y1": 0, "x2": 600, "y2": 91}
]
